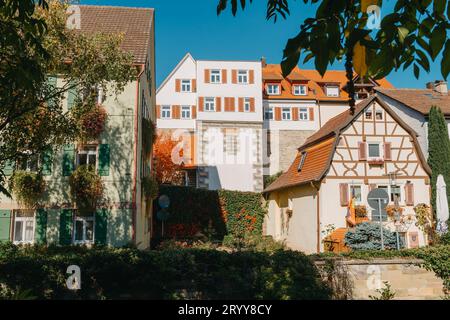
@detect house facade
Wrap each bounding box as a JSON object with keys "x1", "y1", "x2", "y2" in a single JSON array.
[
  {"x1": 0, "y1": 6, "x2": 156, "y2": 249},
  {"x1": 263, "y1": 95, "x2": 431, "y2": 254}
]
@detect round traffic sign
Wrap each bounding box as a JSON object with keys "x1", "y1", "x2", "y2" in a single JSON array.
[
  {"x1": 367, "y1": 188, "x2": 390, "y2": 210},
  {"x1": 158, "y1": 195, "x2": 170, "y2": 209}
]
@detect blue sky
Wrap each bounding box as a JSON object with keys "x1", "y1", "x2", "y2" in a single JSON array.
[{"x1": 80, "y1": 0, "x2": 444, "y2": 89}]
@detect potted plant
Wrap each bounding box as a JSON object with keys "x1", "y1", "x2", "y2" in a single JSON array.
[
  {"x1": 9, "y1": 171, "x2": 46, "y2": 208},
  {"x1": 69, "y1": 165, "x2": 104, "y2": 212},
  {"x1": 355, "y1": 205, "x2": 369, "y2": 224},
  {"x1": 386, "y1": 205, "x2": 404, "y2": 219},
  {"x1": 73, "y1": 103, "x2": 108, "y2": 143}
]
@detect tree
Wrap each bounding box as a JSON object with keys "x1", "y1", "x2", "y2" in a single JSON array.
[
  {"x1": 344, "y1": 222, "x2": 400, "y2": 250},
  {"x1": 217, "y1": 0, "x2": 450, "y2": 114},
  {"x1": 0, "y1": 1, "x2": 136, "y2": 196},
  {"x1": 153, "y1": 133, "x2": 185, "y2": 185},
  {"x1": 427, "y1": 106, "x2": 450, "y2": 217}
]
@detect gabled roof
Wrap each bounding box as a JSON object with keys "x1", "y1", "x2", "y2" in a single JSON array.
[
  {"x1": 78, "y1": 5, "x2": 154, "y2": 64},
  {"x1": 375, "y1": 87, "x2": 450, "y2": 116},
  {"x1": 156, "y1": 53, "x2": 196, "y2": 94},
  {"x1": 263, "y1": 95, "x2": 431, "y2": 194}
]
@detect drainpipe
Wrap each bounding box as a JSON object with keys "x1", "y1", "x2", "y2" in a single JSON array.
[{"x1": 310, "y1": 181, "x2": 321, "y2": 253}]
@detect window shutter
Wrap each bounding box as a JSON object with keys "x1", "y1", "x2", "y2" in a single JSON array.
[
  {"x1": 232, "y1": 70, "x2": 237, "y2": 84},
  {"x1": 41, "y1": 148, "x2": 53, "y2": 176},
  {"x1": 405, "y1": 183, "x2": 414, "y2": 206},
  {"x1": 216, "y1": 97, "x2": 221, "y2": 112},
  {"x1": 192, "y1": 106, "x2": 197, "y2": 119},
  {"x1": 192, "y1": 79, "x2": 197, "y2": 92},
  {"x1": 59, "y1": 209, "x2": 73, "y2": 245},
  {"x1": 229, "y1": 98, "x2": 235, "y2": 112},
  {"x1": 309, "y1": 108, "x2": 315, "y2": 121},
  {"x1": 204, "y1": 69, "x2": 210, "y2": 83},
  {"x1": 384, "y1": 142, "x2": 392, "y2": 161},
  {"x1": 175, "y1": 79, "x2": 181, "y2": 92},
  {"x1": 2, "y1": 160, "x2": 15, "y2": 176},
  {"x1": 156, "y1": 105, "x2": 161, "y2": 118},
  {"x1": 249, "y1": 70, "x2": 255, "y2": 84},
  {"x1": 250, "y1": 98, "x2": 255, "y2": 112},
  {"x1": 222, "y1": 70, "x2": 227, "y2": 83},
  {"x1": 199, "y1": 97, "x2": 204, "y2": 112},
  {"x1": 358, "y1": 142, "x2": 367, "y2": 161},
  {"x1": 275, "y1": 107, "x2": 281, "y2": 121},
  {"x1": 339, "y1": 183, "x2": 349, "y2": 207},
  {"x1": 238, "y1": 98, "x2": 244, "y2": 112},
  {"x1": 62, "y1": 144, "x2": 75, "y2": 176},
  {"x1": 172, "y1": 105, "x2": 180, "y2": 119},
  {"x1": 35, "y1": 209, "x2": 48, "y2": 244},
  {"x1": 0, "y1": 210, "x2": 11, "y2": 242},
  {"x1": 95, "y1": 209, "x2": 108, "y2": 245},
  {"x1": 292, "y1": 107, "x2": 299, "y2": 121},
  {"x1": 67, "y1": 87, "x2": 78, "y2": 110},
  {"x1": 98, "y1": 144, "x2": 110, "y2": 176}
]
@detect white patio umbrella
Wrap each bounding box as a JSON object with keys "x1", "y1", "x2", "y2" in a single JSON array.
[{"x1": 436, "y1": 175, "x2": 449, "y2": 234}]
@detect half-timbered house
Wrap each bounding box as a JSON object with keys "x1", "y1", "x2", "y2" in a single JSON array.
[{"x1": 263, "y1": 95, "x2": 431, "y2": 253}]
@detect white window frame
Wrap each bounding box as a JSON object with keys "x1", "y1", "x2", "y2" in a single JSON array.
[
  {"x1": 73, "y1": 214, "x2": 95, "y2": 245},
  {"x1": 365, "y1": 110, "x2": 373, "y2": 120},
  {"x1": 267, "y1": 84, "x2": 281, "y2": 95},
  {"x1": 377, "y1": 184, "x2": 404, "y2": 204},
  {"x1": 181, "y1": 105, "x2": 191, "y2": 119},
  {"x1": 210, "y1": 70, "x2": 221, "y2": 84},
  {"x1": 282, "y1": 107, "x2": 291, "y2": 121},
  {"x1": 77, "y1": 146, "x2": 98, "y2": 169},
  {"x1": 299, "y1": 107, "x2": 309, "y2": 121},
  {"x1": 13, "y1": 210, "x2": 35, "y2": 244},
  {"x1": 349, "y1": 184, "x2": 363, "y2": 204},
  {"x1": 243, "y1": 98, "x2": 251, "y2": 112},
  {"x1": 181, "y1": 80, "x2": 192, "y2": 93},
  {"x1": 238, "y1": 70, "x2": 249, "y2": 84},
  {"x1": 265, "y1": 107, "x2": 273, "y2": 120},
  {"x1": 161, "y1": 105, "x2": 171, "y2": 119},
  {"x1": 205, "y1": 97, "x2": 216, "y2": 112},
  {"x1": 325, "y1": 85, "x2": 340, "y2": 97},
  {"x1": 367, "y1": 142, "x2": 382, "y2": 159},
  {"x1": 224, "y1": 132, "x2": 238, "y2": 156},
  {"x1": 293, "y1": 84, "x2": 307, "y2": 96}
]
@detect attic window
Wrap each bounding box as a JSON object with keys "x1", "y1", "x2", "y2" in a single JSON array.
[
  {"x1": 325, "y1": 85, "x2": 340, "y2": 97},
  {"x1": 297, "y1": 152, "x2": 307, "y2": 172}
]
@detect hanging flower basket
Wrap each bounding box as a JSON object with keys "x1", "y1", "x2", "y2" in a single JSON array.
[
  {"x1": 9, "y1": 171, "x2": 46, "y2": 208},
  {"x1": 355, "y1": 205, "x2": 368, "y2": 218},
  {"x1": 77, "y1": 105, "x2": 108, "y2": 142},
  {"x1": 69, "y1": 165, "x2": 104, "y2": 212},
  {"x1": 142, "y1": 118, "x2": 156, "y2": 157}
]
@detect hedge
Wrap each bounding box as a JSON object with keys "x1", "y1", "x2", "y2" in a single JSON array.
[
  {"x1": 0, "y1": 243, "x2": 331, "y2": 300},
  {"x1": 154, "y1": 186, "x2": 266, "y2": 239}
]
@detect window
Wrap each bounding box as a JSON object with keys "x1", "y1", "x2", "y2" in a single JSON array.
[
  {"x1": 325, "y1": 86, "x2": 340, "y2": 97},
  {"x1": 299, "y1": 107, "x2": 309, "y2": 121},
  {"x1": 264, "y1": 107, "x2": 273, "y2": 120},
  {"x1": 210, "y1": 70, "x2": 221, "y2": 83},
  {"x1": 73, "y1": 214, "x2": 94, "y2": 244},
  {"x1": 224, "y1": 131, "x2": 238, "y2": 155},
  {"x1": 181, "y1": 80, "x2": 191, "y2": 92},
  {"x1": 181, "y1": 106, "x2": 191, "y2": 119},
  {"x1": 17, "y1": 154, "x2": 40, "y2": 172},
  {"x1": 13, "y1": 210, "x2": 34, "y2": 244},
  {"x1": 356, "y1": 92, "x2": 368, "y2": 100},
  {"x1": 365, "y1": 110, "x2": 373, "y2": 120},
  {"x1": 349, "y1": 185, "x2": 362, "y2": 203},
  {"x1": 375, "y1": 110, "x2": 383, "y2": 120},
  {"x1": 282, "y1": 108, "x2": 291, "y2": 120},
  {"x1": 205, "y1": 97, "x2": 215, "y2": 111},
  {"x1": 161, "y1": 105, "x2": 171, "y2": 119},
  {"x1": 238, "y1": 70, "x2": 248, "y2": 84},
  {"x1": 297, "y1": 152, "x2": 307, "y2": 172},
  {"x1": 244, "y1": 98, "x2": 251, "y2": 112},
  {"x1": 368, "y1": 143, "x2": 381, "y2": 158},
  {"x1": 77, "y1": 146, "x2": 97, "y2": 169},
  {"x1": 267, "y1": 84, "x2": 280, "y2": 95},
  {"x1": 293, "y1": 85, "x2": 307, "y2": 95},
  {"x1": 141, "y1": 90, "x2": 148, "y2": 119},
  {"x1": 377, "y1": 185, "x2": 402, "y2": 203}
]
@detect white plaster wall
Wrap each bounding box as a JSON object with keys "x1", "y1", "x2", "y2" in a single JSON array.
[{"x1": 318, "y1": 102, "x2": 349, "y2": 125}]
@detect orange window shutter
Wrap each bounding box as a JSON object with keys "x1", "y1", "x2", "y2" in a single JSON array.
[
  {"x1": 232, "y1": 70, "x2": 237, "y2": 84},
  {"x1": 384, "y1": 142, "x2": 392, "y2": 161},
  {"x1": 405, "y1": 183, "x2": 415, "y2": 206},
  {"x1": 175, "y1": 79, "x2": 181, "y2": 92},
  {"x1": 238, "y1": 98, "x2": 244, "y2": 112},
  {"x1": 339, "y1": 183, "x2": 349, "y2": 207},
  {"x1": 192, "y1": 79, "x2": 197, "y2": 92},
  {"x1": 204, "y1": 69, "x2": 210, "y2": 83},
  {"x1": 222, "y1": 70, "x2": 227, "y2": 83},
  {"x1": 216, "y1": 97, "x2": 221, "y2": 112},
  {"x1": 249, "y1": 70, "x2": 255, "y2": 84},
  {"x1": 192, "y1": 106, "x2": 197, "y2": 119},
  {"x1": 309, "y1": 108, "x2": 315, "y2": 121},
  {"x1": 358, "y1": 142, "x2": 367, "y2": 161},
  {"x1": 292, "y1": 107, "x2": 299, "y2": 121},
  {"x1": 199, "y1": 97, "x2": 204, "y2": 112},
  {"x1": 275, "y1": 107, "x2": 281, "y2": 121},
  {"x1": 230, "y1": 98, "x2": 236, "y2": 112},
  {"x1": 250, "y1": 98, "x2": 255, "y2": 112},
  {"x1": 173, "y1": 105, "x2": 180, "y2": 119},
  {"x1": 156, "y1": 105, "x2": 161, "y2": 118}
]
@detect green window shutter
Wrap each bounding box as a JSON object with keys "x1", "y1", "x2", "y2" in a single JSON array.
[
  {"x1": 62, "y1": 144, "x2": 75, "y2": 176},
  {"x1": 41, "y1": 148, "x2": 53, "y2": 176},
  {"x1": 98, "y1": 144, "x2": 110, "y2": 176},
  {"x1": 67, "y1": 87, "x2": 78, "y2": 110},
  {"x1": 0, "y1": 210, "x2": 11, "y2": 242},
  {"x1": 35, "y1": 209, "x2": 48, "y2": 244},
  {"x1": 59, "y1": 209, "x2": 73, "y2": 245},
  {"x1": 95, "y1": 209, "x2": 108, "y2": 245},
  {"x1": 2, "y1": 160, "x2": 15, "y2": 176}
]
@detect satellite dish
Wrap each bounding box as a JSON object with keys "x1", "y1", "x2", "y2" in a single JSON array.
[{"x1": 158, "y1": 195, "x2": 170, "y2": 209}]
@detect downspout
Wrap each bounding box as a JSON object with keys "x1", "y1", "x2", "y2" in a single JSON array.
[
  {"x1": 317, "y1": 99, "x2": 322, "y2": 128},
  {"x1": 310, "y1": 181, "x2": 321, "y2": 253}
]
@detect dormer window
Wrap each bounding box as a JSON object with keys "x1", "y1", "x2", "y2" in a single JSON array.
[
  {"x1": 267, "y1": 84, "x2": 281, "y2": 95},
  {"x1": 297, "y1": 152, "x2": 307, "y2": 172},
  {"x1": 325, "y1": 85, "x2": 340, "y2": 97},
  {"x1": 293, "y1": 84, "x2": 307, "y2": 96}
]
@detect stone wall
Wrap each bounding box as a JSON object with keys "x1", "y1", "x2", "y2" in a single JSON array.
[{"x1": 316, "y1": 259, "x2": 445, "y2": 300}]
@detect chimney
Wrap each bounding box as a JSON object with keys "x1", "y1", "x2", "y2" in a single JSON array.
[
  {"x1": 261, "y1": 57, "x2": 267, "y2": 68},
  {"x1": 434, "y1": 80, "x2": 448, "y2": 94}
]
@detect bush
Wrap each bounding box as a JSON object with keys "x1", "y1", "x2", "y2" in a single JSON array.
[
  {"x1": 69, "y1": 165, "x2": 104, "y2": 211},
  {"x1": 0, "y1": 244, "x2": 331, "y2": 300},
  {"x1": 222, "y1": 234, "x2": 286, "y2": 252},
  {"x1": 344, "y1": 222, "x2": 401, "y2": 251},
  {"x1": 9, "y1": 171, "x2": 46, "y2": 208}
]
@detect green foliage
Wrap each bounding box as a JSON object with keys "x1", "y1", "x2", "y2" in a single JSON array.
[
  {"x1": 344, "y1": 222, "x2": 401, "y2": 250},
  {"x1": 142, "y1": 175, "x2": 159, "y2": 200},
  {"x1": 72, "y1": 104, "x2": 108, "y2": 143},
  {"x1": 263, "y1": 171, "x2": 283, "y2": 188},
  {"x1": 223, "y1": 234, "x2": 286, "y2": 252},
  {"x1": 428, "y1": 106, "x2": 450, "y2": 218},
  {"x1": 0, "y1": 243, "x2": 331, "y2": 300},
  {"x1": 9, "y1": 171, "x2": 46, "y2": 208},
  {"x1": 142, "y1": 117, "x2": 156, "y2": 157},
  {"x1": 369, "y1": 281, "x2": 396, "y2": 300},
  {"x1": 69, "y1": 165, "x2": 104, "y2": 212}
]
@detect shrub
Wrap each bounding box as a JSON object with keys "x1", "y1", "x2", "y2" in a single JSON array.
[
  {"x1": 9, "y1": 171, "x2": 46, "y2": 208},
  {"x1": 0, "y1": 244, "x2": 331, "y2": 300},
  {"x1": 69, "y1": 165, "x2": 104, "y2": 212},
  {"x1": 263, "y1": 171, "x2": 283, "y2": 188},
  {"x1": 222, "y1": 234, "x2": 286, "y2": 252},
  {"x1": 344, "y1": 222, "x2": 401, "y2": 250}
]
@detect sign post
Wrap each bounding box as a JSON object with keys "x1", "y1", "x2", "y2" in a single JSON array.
[{"x1": 367, "y1": 188, "x2": 390, "y2": 250}]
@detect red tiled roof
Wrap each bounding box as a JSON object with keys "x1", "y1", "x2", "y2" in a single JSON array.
[
  {"x1": 375, "y1": 87, "x2": 450, "y2": 115},
  {"x1": 78, "y1": 5, "x2": 154, "y2": 64}
]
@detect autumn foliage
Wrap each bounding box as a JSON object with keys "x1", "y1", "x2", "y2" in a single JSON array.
[{"x1": 153, "y1": 132, "x2": 184, "y2": 185}]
